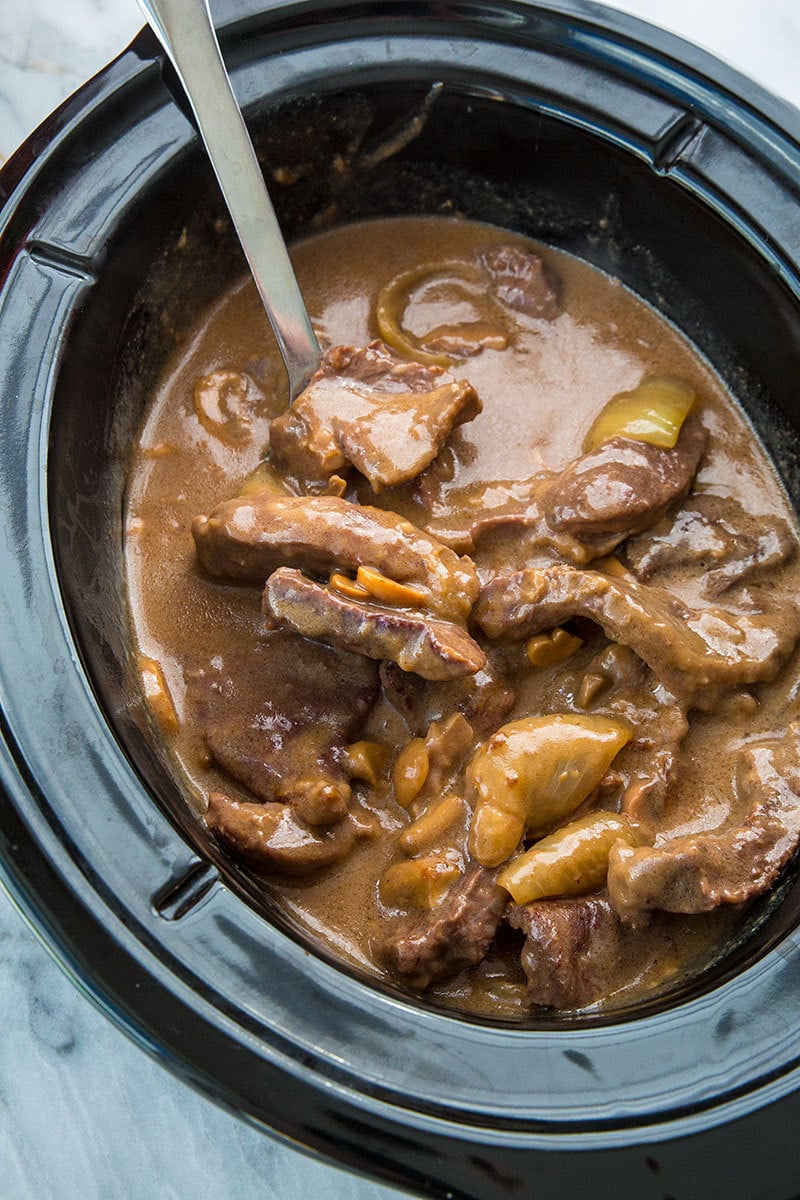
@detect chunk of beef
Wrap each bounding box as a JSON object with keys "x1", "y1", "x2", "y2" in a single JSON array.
[
  {"x1": 424, "y1": 475, "x2": 616, "y2": 560},
  {"x1": 422, "y1": 419, "x2": 706, "y2": 556},
  {"x1": 263, "y1": 568, "x2": 486, "y2": 681},
  {"x1": 267, "y1": 341, "x2": 481, "y2": 492},
  {"x1": 508, "y1": 897, "x2": 623, "y2": 1008},
  {"x1": 624, "y1": 493, "x2": 795, "y2": 595},
  {"x1": 206, "y1": 792, "x2": 376, "y2": 876},
  {"x1": 194, "y1": 632, "x2": 378, "y2": 825},
  {"x1": 608, "y1": 723, "x2": 800, "y2": 916},
  {"x1": 475, "y1": 563, "x2": 800, "y2": 707},
  {"x1": 381, "y1": 863, "x2": 508, "y2": 988},
  {"x1": 508, "y1": 897, "x2": 678, "y2": 1009},
  {"x1": 193, "y1": 492, "x2": 479, "y2": 623},
  {"x1": 619, "y1": 713, "x2": 689, "y2": 826},
  {"x1": 562, "y1": 642, "x2": 690, "y2": 825},
  {"x1": 380, "y1": 654, "x2": 515, "y2": 740},
  {"x1": 539, "y1": 418, "x2": 707, "y2": 540},
  {"x1": 419, "y1": 712, "x2": 474, "y2": 799},
  {"x1": 422, "y1": 475, "x2": 544, "y2": 554},
  {"x1": 481, "y1": 246, "x2": 561, "y2": 319}
]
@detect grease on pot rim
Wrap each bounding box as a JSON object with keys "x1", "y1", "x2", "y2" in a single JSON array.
[{"x1": 125, "y1": 215, "x2": 800, "y2": 1017}]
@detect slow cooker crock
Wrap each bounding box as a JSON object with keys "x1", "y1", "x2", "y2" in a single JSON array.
[{"x1": 3, "y1": 2, "x2": 800, "y2": 1196}]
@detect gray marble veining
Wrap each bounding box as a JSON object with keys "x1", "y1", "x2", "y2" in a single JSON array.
[{"x1": 0, "y1": 892, "x2": 402, "y2": 1199}]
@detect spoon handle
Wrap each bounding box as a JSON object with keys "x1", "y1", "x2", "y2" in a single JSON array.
[{"x1": 137, "y1": 0, "x2": 321, "y2": 400}]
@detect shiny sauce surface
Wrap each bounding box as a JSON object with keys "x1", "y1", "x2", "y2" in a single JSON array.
[{"x1": 125, "y1": 216, "x2": 800, "y2": 1017}]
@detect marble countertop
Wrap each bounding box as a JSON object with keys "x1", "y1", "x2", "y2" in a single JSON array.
[{"x1": 1, "y1": 2, "x2": 800, "y2": 1198}]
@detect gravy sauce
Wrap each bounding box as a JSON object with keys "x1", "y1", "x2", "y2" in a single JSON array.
[{"x1": 125, "y1": 216, "x2": 800, "y2": 1017}]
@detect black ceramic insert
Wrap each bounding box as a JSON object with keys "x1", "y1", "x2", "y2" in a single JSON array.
[{"x1": 3, "y1": 3, "x2": 800, "y2": 1197}]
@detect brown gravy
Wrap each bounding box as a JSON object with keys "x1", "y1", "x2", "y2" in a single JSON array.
[{"x1": 125, "y1": 216, "x2": 800, "y2": 1017}]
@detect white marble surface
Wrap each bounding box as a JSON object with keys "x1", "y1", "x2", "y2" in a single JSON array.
[
  {"x1": 1, "y1": 1, "x2": 800, "y2": 1197},
  {"x1": 0, "y1": 895, "x2": 404, "y2": 1200}
]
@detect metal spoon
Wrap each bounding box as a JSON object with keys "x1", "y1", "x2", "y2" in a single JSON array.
[{"x1": 137, "y1": 0, "x2": 321, "y2": 401}]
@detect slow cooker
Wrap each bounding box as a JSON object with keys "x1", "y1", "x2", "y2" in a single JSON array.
[{"x1": 3, "y1": 1, "x2": 800, "y2": 1196}]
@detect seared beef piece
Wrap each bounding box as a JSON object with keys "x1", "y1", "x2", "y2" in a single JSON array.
[
  {"x1": 263, "y1": 568, "x2": 486, "y2": 681},
  {"x1": 624, "y1": 493, "x2": 795, "y2": 595},
  {"x1": 422, "y1": 419, "x2": 706, "y2": 556},
  {"x1": 381, "y1": 863, "x2": 508, "y2": 989},
  {"x1": 196, "y1": 633, "x2": 378, "y2": 825},
  {"x1": 539, "y1": 418, "x2": 707, "y2": 540},
  {"x1": 193, "y1": 492, "x2": 478, "y2": 623},
  {"x1": 268, "y1": 341, "x2": 481, "y2": 493},
  {"x1": 608, "y1": 723, "x2": 800, "y2": 916},
  {"x1": 424, "y1": 478, "x2": 618, "y2": 560},
  {"x1": 381, "y1": 655, "x2": 515, "y2": 740},
  {"x1": 206, "y1": 792, "x2": 376, "y2": 876},
  {"x1": 508, "y1": 897, "x2": 679, "y2": 1009},
  {"x1": 620, "y1": 716, "x2": 689, "y2": 826},
  {"x1": 475, "y1": 563, "x2": 800, "y2": 707},
  {"x1": 422, "y1": 325, "x2": 508, "y2": 356},
  {"x1": 561, "y1": 642, "x2": 690, "y2": 825},
  {"x1": 508, "y1": 897, "x2": 623, "y2": 1009},
  {"x1": 421, "y1": 712, "x2": 474, "y2": 792},
  {"x1": 481, "y1": 246, "x2": 561, "y2": 319}
]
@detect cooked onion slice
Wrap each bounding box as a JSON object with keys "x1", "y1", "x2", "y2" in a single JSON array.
[
  {"x1": 584, "y1": 375, "x2": 695, "y2": 451},
  {"x1": 468, "y1": 714, "x2": 631, "y2": 868},
  {"x1": 498, "y1": 811, "x2": 640, "y2": 904},
  {"x1": 376, "y1": 262, "x2": 507, "y2": 366}
]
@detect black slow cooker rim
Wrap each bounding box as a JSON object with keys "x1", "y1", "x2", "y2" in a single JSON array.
[{"x1": 4, "y1": 3, "x2": 800, "y2": 1197}]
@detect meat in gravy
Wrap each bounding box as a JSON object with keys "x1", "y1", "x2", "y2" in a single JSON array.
[{"x1": 125, "y1": 216, "x2": 800, "y2": 1016}]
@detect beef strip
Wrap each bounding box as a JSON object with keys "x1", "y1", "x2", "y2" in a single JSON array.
[
  {"x1": 539, "y1": 418, "x2": 707, "y2": 540},
  {"x1": 381, "y1": 863, "x2": 508, "y2": 988},
  {"x1": 421, "y1": 418, "x2": 706, "y2": 556},
  {"x1": 508, "y1": 897, "x2": 678, "y2": 1009},
  {"x1": 556, "y1": 641, "x2": 690, "y2": 825},
  {"x1": 380, "y1": 653, "x2": 515, "y2": 740},
  {"x1": 206, "y1": 792, "x2": 377, "y2": 875},
  {"x1": 267, "y1": 341, "x2": 481, "y2": 492},
  {"x1": 475, "y1": 563, "x2": 800, "y2": 707},
  {"x1": 263, "y1": 567, "x2": 486, "y2": 681},
  {"x1": 624, "y1": 493, "x2": 796, "y2": 595},
  {"x1": 423, "y1": 477, "x2": 615, "y2": 559},
  {"x1": 481, "y1": 246, "x2": 561, "y2": 319},
  {"x1": 193, "y1": 492, "x2": 479, "y2": 623},
  {"x1": 422, "y1": 713, "x2": 475, "y2": 797},
  {"x1": 508, "y1": 897, "x2": 623, "y2": 1008},
  {"x1": 619, "y1": 711, "x2": 689, "y2": 826},
  {"x1": 195, "y1": 632, "x2": 378, "y2": 825},
  {"x1": 608, "y1": 722, "x2": 800, "y2": 916}
]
